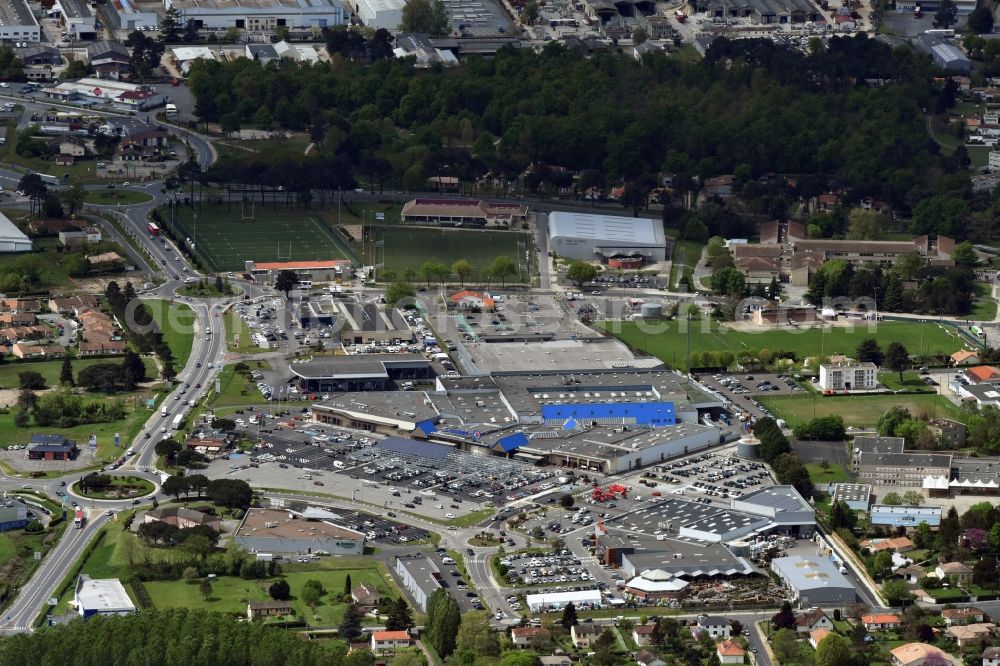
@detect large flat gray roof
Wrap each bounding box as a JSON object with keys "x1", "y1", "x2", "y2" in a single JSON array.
[
  {"x1": 396, "y1": 555, "x2": 443, "y2": 599},
  {"x1": 737, "y1": 486, "x2": 812, "y2": 513},
  {"x1": 549, "y1": 212, "x2": 665, "y2": 247},
  {"x1": 0, "y1": 0, "x2": 38, "y2": 28},
  {"x1": 620, "y1": 535, "x2": 754, "y2": 578},
  {"x1": 290, "y1": 353, "x2": 430, "y2": 380},
  {"x1": 771, "y1": 555, "x2": 854, "y2": 592}
]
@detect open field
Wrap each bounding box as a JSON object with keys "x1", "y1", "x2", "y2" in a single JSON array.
[
  {"x1": 146, "y1": 299, "x2": 195, "y2": 368},
  {"x1": 598, "y1": 320, "x2": 967, "y2": 370},
  {"x1": 758, "y1": 393, "x2": 965, "y2": 427},
  {"x1": 0, "y1": 529, "x2": 45, "y2": 567},
  {"x1": 971, "y1": 282, "x2": 997, "y2": 321},
  {"x1": 805, "y1": 463, "x2": 850, "y2": 486},
  {"x1": 160, "y1": 203, "x2": 356, "y2": 272},
  {"x1": 207, "y1": 362, "x2": 271, "y2": 408},
  {"x1": 373, "y1": 225, "x2": 531, "y2": 281},
  {"x1": 223, "y1": 310, "x2": 258, "y2": 354},
  {"x1": 0, "y1": 357, "x2": 157, "y2": 390}
]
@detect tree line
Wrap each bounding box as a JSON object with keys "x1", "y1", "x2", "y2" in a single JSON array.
[
  {"x1": 186, "y1": 35, "x2": 962, "y2": 218},
  {"x1": 105, "y1": 281, "x2": 176, "y2": 379}
]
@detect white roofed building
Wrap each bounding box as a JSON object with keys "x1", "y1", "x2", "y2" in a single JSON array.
[
  {"x1": 624, "y1": 569, "x2": 690, "y2": 599},
  {"x1": 0, "y1": 212, "x2": 32, "y2": 252},
  {"x1": 73, "y1": 575, "x2": 135, "y2": 617},
  {"x1": 548, "y1": 211, "x2": 667, "y2": 263},
  {"x1": 525, "y1": 588, "x2": 602, "y2": 612},
  {"x1": 353, "y1": 0, "x2": 405, "y2": 29}
]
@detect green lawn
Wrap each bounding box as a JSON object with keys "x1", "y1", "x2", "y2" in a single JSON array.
[
  {"x1": 146, "y1": 299, "x2": 195, "y2": 368},
  {"x1": 0, "y1": 529, "x2": 45, "y2": 567},
  {"x1": 0, "y1": 395, "x2": 156, "y2": 460},
  {"x1": 216, "y1": 135, "x2": 311, "y2": 165},
  {"x1": 879, "y1": 372, "x2": 933, "y2": 392},
  {"x1": 178, "y1": 282, "x2": 239, "y2": 299},
  {"x1": 759, "y1": 393, "x2": 965, "y2": 428},
  {"x1": 223, "y1": 310, "x2": 259, "y2": 354},
  {"x1": 374, "y1": 225, "x2": 531, "y2": 283},
  {"x1": 207, "y1": 362, "x2": 271, "y2": 408},
  {"x1": 0, "y1": 239, "x2": 74, "y2": 291},
  {"x1": 806, "y1": 462, "x2": 850, "y2": 486},
  {"x1": 598, "y1": 320, "x2": 965, "y2": 371},
  {"x1": 144, "y1": 558, "x2": 398, "y2": 626},
  {"x1": 158, "y1": 202, "x2": 356, "y2": 273},
  {"x1": 666, "y1": 233, "x2": 704, "y2": 290},
  {"x1": 82, "y1": 189, "x2": 154, "y2": 206},
  {"x1": 0, "y1": 357, "x2": 157, "y2": 390},
  {"x1": 72, "y1": 475, "x2": 154, "y2": 499},
  {"x1": 971, "y1": 282, "x2": 997, "y2": 321}
]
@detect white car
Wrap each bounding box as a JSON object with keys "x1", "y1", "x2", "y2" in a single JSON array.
[{"x1": 445, "y1": 513, "x2": 455, "y2": 519}]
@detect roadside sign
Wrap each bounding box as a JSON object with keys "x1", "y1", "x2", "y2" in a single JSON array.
[
  {"x1": 34, "y1": 551, "x2": 40, "y2": 561},
  {"x1": 375, "y1": 212, "x2": 385, "y2": 221},
  {"x1": 87, "y1": 435, "x2": 97, "y2": 450},
  {"x1": 47, "y1": 598, "x2": 56, "y2": 606},
  {"x1": 93, "y1": 87, "x2": 102, "y2": 97},
  {"x1": 114, "y1": 432, "x2": 120, "y2": 448},
  {"x1": 215, "y1": 379, "x2": 221, "y2": 394}
]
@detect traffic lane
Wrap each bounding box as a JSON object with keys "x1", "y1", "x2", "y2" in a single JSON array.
[{"x1": 745, "y1": 621, "x2": 770, "y2": 666}]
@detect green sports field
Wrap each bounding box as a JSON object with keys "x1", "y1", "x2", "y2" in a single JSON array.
[
  {"x1": 160, "y1": 204, "x2": 357, "y2": 273},
  {"x1": 598, "y1": 319, "x2": 970, "y2": 370},
  {"x1": 759, "y1": 393, "x2": 966, "y2": 427},
  {"x1": 373, "y1": 225, "x2": 531, "y2": 281}
]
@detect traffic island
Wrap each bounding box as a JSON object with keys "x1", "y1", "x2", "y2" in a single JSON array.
[{"x1": 71, "y1": 473, "x2": 155, "y2": 500}]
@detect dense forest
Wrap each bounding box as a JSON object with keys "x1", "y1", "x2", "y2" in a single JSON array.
[
  {"x1": 188, "y1": 34, "x2": 966, "y2": 219},
  {"x1": 0, "y1": 609, "x2": 349, "y2": 666}
]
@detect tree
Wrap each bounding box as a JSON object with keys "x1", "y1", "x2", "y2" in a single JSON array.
[
  {"x1": 830, "y1": 501, "x2": 857, "y2": 530},
  {"x1": 400, "y1": 0, "x2": 450, "y2": 36},
  {"x1": 951, "y1": 241, "x2": 978, "y2": 267},
  {"x1": 846, "y1": 208, "x2": 887, "y2": 241},
  {"x1": 60, "y1": 183, "x2": 85, "y2": 217},
  {"x1": 337, "y1": 602, "x2": 363, "y2": 641},
  {"x1": 489, "y1": 256, "x2": 517, "y2": 286},
  {"x1": 385, "y1": 282, "x2": 415, "y2": 308},
  {"x1": 882, "y1": 492, "x2": 903, "y2": 505},
  {"x1": 815, "y1": 633, "x2": 850, "y2": 666},
  {"x1": 343, "y1": 573, "x2": 352, "y2": 599},
  {"x1": 856, "y1": 338, "x2": 884, "y2": 366},
  {"x1": 710, "y1": 267, "x2": 746, "y2": 296},
  {"x1": 269, "y1": 579, "x2": 290, "y2": 601},
  {"x1": 878, "y1": 406, "x2": 912, "y2": 437},
  {"x1": 451, "y1": 259, "x2": 473, "y2": 286},
  {"x1": 772, "y1": 601, "x2": 796, "y2": 630},
  {"x1": 301, "y1": 579, "x2": 325, "y2": 608},
  {"x1": 560, "y1": 493, "x2": 574, "y2": 509},
  {"x1": 882, "y1": 580, "x2": 913, "y2": 605},
  {"x1": 885, "y1": 342, "x2": 910, "y2": 381},
  {"x1": 523, "y1": 0, "x2": 539, "y2": 24},
  {"x1": 385, "y1": 598, "x2": 414, "y2": 631},
  {"x1": 902, "y1": 490, "x2": 924, "y2": 506},
  {"x1": 934, "y1": 0, "x2": 958, "y2": 27},
  {"x1": 199, "y1": 578, "x2": 213, "y2": 601},
  {"x1": 632, "y1": 26, "x2": 648, "y2": 45},
  {"x1": 418, "y1": 261, "x2": 449, "y2": 286},
  {"x1": 771, "y1": 628, "x2": 799, "y2": 665},
  {"x1": 274, "y1": 270, "x2": 298, "y2": 297},
  {"x1": 969, "y1": 1, "x2": 994, "y2": 33},
  {"x1": 456, "y1": 611, "x2": 500, "y2": 657},
  {"x1": 566, "y1": 261, "x2": 598, "y2": 287},
  {"x1": 59, "y1": 356, "x2": 74, "y2": 386},
  {"x1": 182, "y1": 566, "x2": 200, "y2": 582},
  {"x1": 125, "y1": 30, "x2": 165, "y2": 80},
  {"x1": 160, "y1": 6, "x2": 183, "y2": 42},
  {"x1": 560, "y1": 601, "x2": 578, "y2": 628},
  {"x1": 18, "y1": 371, "x2": 45, "y2": 390}
]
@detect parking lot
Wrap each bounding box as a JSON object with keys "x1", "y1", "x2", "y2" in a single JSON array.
[
  {"x1": 500, "y1": 551, "x2": 596, "y2": 588},
  {"x1": 279, "y1": 499, "x2": 429, "y2": 545},
  {"x1": 699, "y1": 372, "x2": 808, "y2": 423}
]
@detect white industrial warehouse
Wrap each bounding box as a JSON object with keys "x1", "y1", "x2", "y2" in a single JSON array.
[
  {"x1": 548, "y1": 211, "x2": 667, "y2": 262},
  {"x1": 352, "y1": 0, "x2": 405, "y2": 28},
  {"x1": 165, "y1": 0, "x2": 346, "y2": 29},
  {"x1": 0, "y1": 213, "x2": 32, "y2": 252}
]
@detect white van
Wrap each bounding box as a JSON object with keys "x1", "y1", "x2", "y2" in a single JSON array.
[
  {"x1": 441, "y1": 556, "x2": 456, "y2": 565},
  {"x1": 333, "y1": 461, "x2": 345, "y2": 469}
]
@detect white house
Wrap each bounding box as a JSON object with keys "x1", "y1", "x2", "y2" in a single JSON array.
[
  {"x1": 73, "y1": 575, "x2": 135, "y2": 617},
  {"x1": 819, "y1": 361, "x2": 878, "y2": 391},
  {"x1": 693, "y1": 616, "x2": 732, "y2": 639},
  {"x1": 370, "y1": 631, "x2": 412, "y2": 653},
  {"x1": 510, "y1": 627, "x2": 550, "y2": 647}
]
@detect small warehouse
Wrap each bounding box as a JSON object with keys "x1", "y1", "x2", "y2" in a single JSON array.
[
  {"x1": 548, "y1": 212, "x2": 666, "y2": 263},
  {"x1": 0, "y1": 213, "x2": 32, "y2": 253},
  {"x1": 770, "y1": 555, "x2": 856, "y2": 608}
]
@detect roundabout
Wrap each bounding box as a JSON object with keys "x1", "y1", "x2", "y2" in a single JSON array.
[{"x1": 70, "y1": 473, "x2": 156, "y2": 502}]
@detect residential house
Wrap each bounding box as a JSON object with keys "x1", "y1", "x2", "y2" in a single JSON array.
[
  {"x1": 370, "y1": 630, "x2": 413, "y2": 653},
  {"x1": 716, "y1": 640, "x2": 745, "y2": 664},
  {"x1": 143, "y1": 506, "x2": 220, "y2": 531},
  {"x1": 78, "y1": 341, "x2": 128, "y2": 355},
  {"x1": 633, "y1": 650, "x2": 665, "y2": 666},
  {"x1": 946, "y1": 623, "x2": 996, "y2": 649},
  {"x1": 51, "y1": 135, "x2": 86, "y2": 157},
  {"x1": 694, "y1": 616, "x2": 732, "y2": 639},
  {"x1": 819, "y1": 361, "x2": 878, "y2": 391},
  {"x1": 794, "y1": 608, "x2": 833, "y2": 636},
  {"x1": 86, "y1": 40, "x2": 130, "y2": 79},
  {"x1": 936, "y1": 562, "x2": 974, "y2": 585},
  {"x1": 862, "y1": 614, "x2": 902, "y2": 632},
  {"x1": 927, "y1": 418, "x2": 966, "y2": 449},
  {"x1": 734, "y1": 255, "x2": 781, "y2": 284},
  {"x1": 632, "y1": 624, "x2": 656, "y2": 646},
  {"x1": 942, "y1": 607, "x2": 986, "y2": 625},
  {"x1": 246, "y1": 600, "x2": 292, "y2": 620},
  {"x1": 632, "y1": 42, "x2": 660, "y2": 60},
  {"x1": 54, "y1": 155, "x2": 74, "y2": 167},
  {"x1": 703, "y1": 175, "x2": 734, "y2": 199},
  {"x1": 952, "y1": 350, "x2": 981, "y2": 366},
  {"x1": 351, "y1": 583, "x2": 381, "y2": 606},
  {"x1": 964, "y1": 366, "x2": 1000, "y2": 386},
  {"x1": 511, "y1": 627, "x2": 550, "y2": 648},
  {"x1": 861, "y1": 537, "x2": 915, "y2": 553},
  {"x1": 890, "y1": 642, "x2": 959, "y2": 666},
  {"x1": 571, "y1": 623, "x2": 602, "y2": 648},
  {"x1": 983, "y1": 646, "x2": 1000, "y2": 666},
  {"x1": 896, "y1": 564, "x2": 926, "y2": 584},
  {"x1": 3, "y1": 298, "x2": 43, "y2": 313},
  {"x1": 58, "y1": 226, "x2": 102, "y2": 246},
  {"x1": 809, "y1": 629, "x2": 832, "y2": 650},
  {"x1": 11, "y1": 343, "x2": 65, "y2": 359},
  {"x1": 48, "y1": 294, "x2": 99, "y2": 315}
]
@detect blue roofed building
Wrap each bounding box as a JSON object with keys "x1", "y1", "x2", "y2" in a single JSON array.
[
  {"x1": 0, "y1": 502, "x2": 28, "y2": 532},
  {"x1": 869, "y1": 504, "x2": 942, "y2": 529}
]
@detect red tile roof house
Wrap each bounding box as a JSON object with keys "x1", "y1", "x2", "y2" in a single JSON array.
[
  {"x1": 632, "y1": 623, "x2": 656, "y2": 646},
  {"x1": 716, "y1": 640, "x2": 745, "y2": 664},
  {"x1": 511, "y1": 626, "x2": 551, "y2": 647},
  {"x1": 370, "y1": 630, "x2": 413, "y2": 654},
  {"x1": 862, "y1": 613, "x2": 902, "y2": 632},
  {"x1": 942, "y1": 607, "x2": 986, "y2": 625}
]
